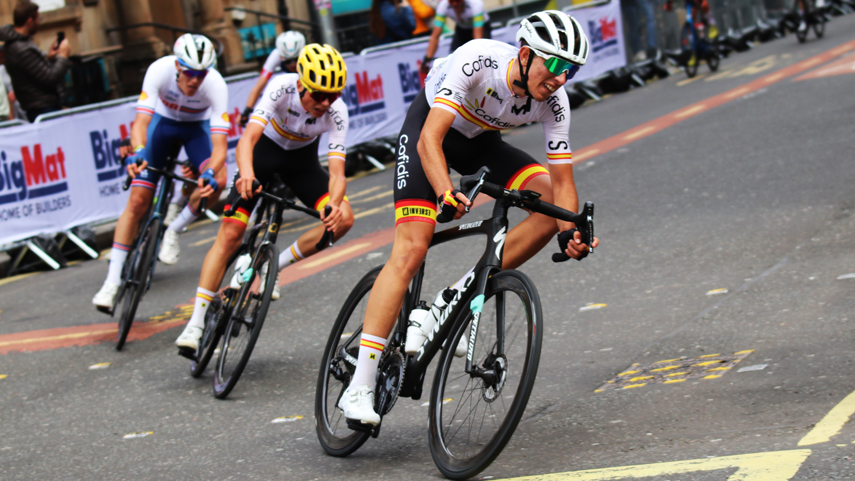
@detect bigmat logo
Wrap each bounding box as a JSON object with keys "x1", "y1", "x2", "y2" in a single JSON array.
[
  {"x1": 588, "y1": 17, "x2": 618, "y2": 53},
  {"x1": 90, "y1": 124, "x2": 130, "y2": 185},
  {"x1": 342, "y1": 71, "x2": 385, "y2": 117},
  {"x1": 0, "y1": 143, "x2": 69, "y2": 208},
  {"x1": 398, "y1": 61, "x2": 426, "y2": 104},
  {"x1": 226, "y1": 107, "x2": 244, "y2": 148}
]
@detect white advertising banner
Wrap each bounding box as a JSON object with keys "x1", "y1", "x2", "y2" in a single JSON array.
[{"x1": 0, "y1": 0, "x2": 624, "y2": 247}]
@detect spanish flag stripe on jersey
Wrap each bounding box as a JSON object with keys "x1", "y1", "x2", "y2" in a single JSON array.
[
  {"x1": 435, "y1": 98, "x2": 503, "y2": 131},
  {"x1": 506, "y1": 164, "x2": 550, "y2": 191},
  {"x1": 360, "y1": 339, "x2": 385, "y2": 351},
  {"x1": 250, "y1": 115, "x2": 268, "y2": 126},
  {"x1": 546, "y1": 153, "x2": 573, "y2": 161},
  {"x1": 314, "y1": 193, "x2": 350, "y2": 212},
  {"x1": 271, "y1": 119, "x2": 313, "y2": 142}
]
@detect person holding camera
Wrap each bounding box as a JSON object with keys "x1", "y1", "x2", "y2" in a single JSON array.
[{"x1": 0, "y1": 0, "x2": 71, "y2": 122}]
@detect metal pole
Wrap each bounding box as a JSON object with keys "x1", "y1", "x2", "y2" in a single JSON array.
[{"x1": 309, "y1": 0, "x2": 339, "y2": 48}]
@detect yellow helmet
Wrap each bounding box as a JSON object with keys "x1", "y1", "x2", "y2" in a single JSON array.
[{"x1": 297, "y1": 43, "x2": 347, "y2": 93}]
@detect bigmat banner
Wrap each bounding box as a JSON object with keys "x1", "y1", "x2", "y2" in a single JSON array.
[{"x1": 0, "y1": 1, "x2": 623, "y2": 247}]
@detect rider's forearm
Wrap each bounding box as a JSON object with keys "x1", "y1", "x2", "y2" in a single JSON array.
[
  {"x1": 235, "y1": 125, "x2": 262, "y2": 179},
  {"x1": 245, "y1": 77, "x2": 267, "y2": 110},
  {"x1": 130, "y1": 114, "x2": 151, "y2": 151},
  {"x1": 328, "y1": 162, "x2": 347, "y2": 206},
  {"x1": 550, "y1": 164, "x2": 580, "y2": 231},
  {"x1": 206, "y1": 135, "x2": 228, "y2": 175},
  {"x1": 425, "y1": 28, "x2": 442, "y2": 60},
  {"x1": 419, "y1": 137, "x2": 454, "y2": 197}
]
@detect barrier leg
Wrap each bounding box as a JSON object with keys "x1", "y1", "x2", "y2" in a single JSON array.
[
  {"x1": 65, "y1": 231, "x2": 100, "y2": 259},
  {"x1": 204, "y1": 209, "x2": 220, "y2": 222},
  {"x1": 363, "y1": 154, "x2": 387, "y2": 171}
]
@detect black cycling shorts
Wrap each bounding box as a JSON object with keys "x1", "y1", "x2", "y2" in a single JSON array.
[
  {"x1": 223, "y1": 134, "x2": 344, "y2": 227},
  {"x1": 394, "y1": 89, "x2": 549, "y2": 226}
]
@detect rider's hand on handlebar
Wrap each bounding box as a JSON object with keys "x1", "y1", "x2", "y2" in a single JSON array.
[
  {"x1": 236, "y1": 175, "x2": 261, "y2": 200},
  {"x1": 198, "y1": 168, "x2": 219, "y2": 198},
  {"x1": 558, "y1": 228, "x2": 599, "y2": 261},
  {"x1": 436, "y1": 189, "x2": 471, "y2": 223},
  {"x1": 239, "y1": 107, "x2": 253, "y2": 128},
  {"x1": 320, "y1": 203, "x2": 343, "y2": 233},
  {"x1": 124, "y1": 147, "x2": 147, "y2": 179}
]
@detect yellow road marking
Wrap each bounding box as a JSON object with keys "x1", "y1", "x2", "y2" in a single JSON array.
[
  {"x1": 650, "y1": 365, "x2": 680, "y2": 372},
  {"x1": 0, "y1": 329, "x2": 117, "y2": 348},
  {"x1": 666, "y1": 372, "x2": 689, "y2": 377},
  {"x1": 618, "y1": 370, "x2": 640, "y2": 376},
  {"x1": 703, "y1": 375, "x2": 722, "y2": 379},
  {"x1": 707, "y1": 366, "x2": 731, "y2": 372},
  {"x1": 0, "y1": 374, "x2": 6, "y2": 379},
  {"x1": 347, "y1": 185, "x2": 383, "y2": 199},
  {"x1": 629, "y1": 376, "x2": 654, "y2": 382},
  {"x1": 623, "y1": 126, "x2": 657, "y2": 141},
  {"x1": 699, "y1": 353, "x2": 721, "y2": 358},
  {"x1": 799, "y1": 388, "x2": 855, "y2": 446},
  {"x1": 693, "y1": 361, "x2": 725, "y2": 367},
  {"x1": 0, "y1": 272, "x2": 38, "y2": 287},
  {"x1": 622, "y1": 384, "x2": 646, "y2": 389},
  {"x1": 734, "y1": 349, "x2": 755, "y2": 355},
  {"x1": 499, "y1": 449, "x2": 811, "y2": 480},
  {"x1": 674, "y1": 104, "x2": 708, "y2": 119},
  {"x1": 676, "y1": 74, "x2": 708, "y2": 86},
  {"x1": 298, "y1": 243, "x2": 372, "y2": 269},
  {"x1": 190, "y1": 235, "x2": 217, "y2": 247},
  {"x1": 664, "y1": 379, "x2": 686, "y2": 384}
]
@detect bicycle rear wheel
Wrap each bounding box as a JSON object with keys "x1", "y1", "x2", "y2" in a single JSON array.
[
  {"x1": 680, "y1": 24, "x2": 699, "y2": 78},
  {"x1": 116, "y1": 217, "x2": 160, "y2": 351},
  {"x1": 813, "y1": 13, "x2": 825, "y2": 38},
  {"x1": 429, "y1": 270, "x2": 543, "y2": 480},
  {"x1": 315, "y1": 266, "x2": 381, "y2": 457},
  {"x1": 212, "y1": 244, "x2": 279, "y2": 398}
]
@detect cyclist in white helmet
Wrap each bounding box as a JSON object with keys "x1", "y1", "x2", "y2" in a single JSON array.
[
  {"x1": 338, "y1": 11, "x2": 599, "y2": 427},
  {"x1": 240, "y1": 30, "x2": 307, "y2": 127},
  {"x1": 92, "y1": 33, "x2": 230, "y2": 311}
]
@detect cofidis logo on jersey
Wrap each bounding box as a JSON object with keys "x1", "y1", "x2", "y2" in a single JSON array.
[
  {"x1": 342, "y1": 71, "x2": 385, "y2": 117},
  {"x1": 0, "y1": 143, "x2": 69, "y2": 212},
  {"x1": 588, "y1": 17, "x2": 618, "y2": 53},
  {"x1": 397, "y1": 60, "x2": 427, "y2": 104}
]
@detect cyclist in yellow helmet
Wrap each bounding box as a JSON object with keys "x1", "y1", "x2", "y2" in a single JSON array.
[{"x1": 175, "y1": 43, "x2": 354, "y2": 354}]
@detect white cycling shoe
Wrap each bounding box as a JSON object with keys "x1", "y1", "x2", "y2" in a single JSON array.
[
  {"x1": 158, "y1": 229, "x2": 180, "y2": 265},
  {"x1": 338, "y1": 385, "x2": 381, "y2": 426},
  {"x1": 92, "y1": 281, "x2": 119, "y2": 310},
  {"x1": 175, "y1": 325, "x2": 203, "y2": 351}
]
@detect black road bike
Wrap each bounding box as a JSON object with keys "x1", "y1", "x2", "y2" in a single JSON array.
[
  {"x1": 184, "y1": 180, "x2": 333, "y2": 399},
  {"x1": 315, "y1": 166, "x2": 595, "y2": 480},
  {"x1": 106, "y1": 156, "x2": 207, "y2": 351},
  {"x1": 789, "y1": 0, "x2": 827, "y2": 43}
]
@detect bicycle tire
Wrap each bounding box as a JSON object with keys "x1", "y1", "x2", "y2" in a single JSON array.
[
  {"x1": 315, "y1": 266, "x2": 381, "y2": 457},
  {"x1": 681, "y1": 24, "x2": 699, "y2": 78},
  {"x1": 212, "y1": 244, "x2": 279, "y2": 399},
  {"x1": 116, "y1": 217, "x2": 161, "y2": 351},
  {"x1": 796, "y1": 23, "x2": 808, "y2": 43},
  {"x1": 428, "y1": 270, "x2": 543, "y2": 480},
  {"x1": 813, "y1": 14, "x2": 825, "y2": 38},
  {"x1": 190, "y1": 248, "x2": 248, "y2": 377},
  {"x1": 707, "y1": 47, "x2": 720, "y2": 72}
]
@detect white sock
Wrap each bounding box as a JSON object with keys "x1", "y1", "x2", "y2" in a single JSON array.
[
  {"x1": 167, "y1": 204, "x2": 200, "y2": 233},
  {"x1": 350, "y1": 333, "x2": 387, "y2": 389},
  {"x1": 278, "y1": 240, "x2": 305, "y2": 267},
  {"x1": 450, "y1": 266, "x2": 476, "y2": 291},
  {"x1": 187, "y1": 287, "x2": 216, "y2": 329},
  {"x1": 106, "y1": 243, "x2": 130, "y2": 286}
]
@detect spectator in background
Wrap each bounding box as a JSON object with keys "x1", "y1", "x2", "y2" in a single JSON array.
[
  {"x1": 408, "y1": 0, "x2": 435, "y2": 38},
  {"x1": 369, "y1": 0, "x2": 416, "y2": 45},
  {"x1": 0, "y1": 0, "x2": 71, "y2": 122},
  {"x1": 623, "y1": 0, "x2": 660, "y2": 62},
  {"x1": 420, "y1": 0, "x2": 490, "y2": 74}
]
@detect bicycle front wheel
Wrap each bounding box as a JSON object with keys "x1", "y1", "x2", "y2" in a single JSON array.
[
  {"x1": 429, "y1": 270, "x2": 543, "y2": 480},
  {"x1": 813, "y1": 14, "x2": 825, "y2": 38},
  {"x1": 212, "y1": 244, "x2": 279, "y2": 398},
  {"x1": 116, "y1": 217, "x2": 161, "y2": 351},
  {"x1": 315, "y1": 266, "x2": 381, "y2": 457}
]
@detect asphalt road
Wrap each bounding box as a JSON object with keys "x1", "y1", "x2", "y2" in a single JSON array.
[{"x1": 3, "y1": 16, "x2": 855, "y2": 480}]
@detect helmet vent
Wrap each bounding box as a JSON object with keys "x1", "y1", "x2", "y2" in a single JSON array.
[{"x1": 571, "y1": 19, "x2": 582, "y2": 57}]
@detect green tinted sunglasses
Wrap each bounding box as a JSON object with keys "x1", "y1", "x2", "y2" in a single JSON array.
[{"x1": 532, "y1": 49, "x2": 582, "y2": 78}]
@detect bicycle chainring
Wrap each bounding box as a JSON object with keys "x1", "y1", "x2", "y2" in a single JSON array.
[{"x1": 375, "y1": 349, "x2": 405, "y2": 416}]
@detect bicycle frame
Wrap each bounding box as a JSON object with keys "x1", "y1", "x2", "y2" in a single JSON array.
[{"x1": 396, "y1": 198, "x2": 513, "y2": 400}]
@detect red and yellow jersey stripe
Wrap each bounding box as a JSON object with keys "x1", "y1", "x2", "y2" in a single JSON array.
[
  {"x1": 249, "y1": 115, "x2": 268, "y2": 126},
  {"x1": 546, "y1": 152, "x2": 572, "y2": 163},
  {"x1": 223, "y1": 206, "x2": 250, "y2": 226},
  {"x1": 395, "y1": 199, "x2": 437, "y2": 226},
  {"x1": 434, "y1": 98, "x2": 506, "y2": 132},
  {"x1": 506, "y1": 164, "x2": 549, "y2": 191},
  {"x1": 314, "y1": 193, "x2": 350, "y2": 212},
  {"x1": 271, "y1": 119, "x2": 313, "y2": 142}
]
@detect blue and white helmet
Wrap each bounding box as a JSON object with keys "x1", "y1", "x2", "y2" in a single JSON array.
[
  {"x1": 276, "y1": 31, "x2": 306, "y2": 61},
  {"x1": 174, "y1": 33, "x2": 217, "y2": 70}
]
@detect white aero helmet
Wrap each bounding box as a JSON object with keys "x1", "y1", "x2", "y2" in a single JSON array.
[
  {"x1": 277, "y1": 31, "x2": 306, "y2": 61},
  {"x1": 174, "y1": 33, "x2": 217, "y2": 70},
  {"x1": 516, "y1": 10, "x2": 589, "y2": 66}
]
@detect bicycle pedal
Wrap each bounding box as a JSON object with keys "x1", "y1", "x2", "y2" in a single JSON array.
[
  {"x1": 345, "y1": 419, "x2": 377, "y2": 435},
  {"x1": 95, "y1": 305, "x2": 113, "y2": 316},
  {"x1": 177, "y1": 346, "x2": 197, "y2": 361}
]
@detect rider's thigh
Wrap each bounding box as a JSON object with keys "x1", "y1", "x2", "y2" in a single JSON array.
[
  {"x1": 339, "y1": 201, "x2": 355, "y2": 231},
  {"x1": 215, "y1": 219, "x2": 247, "y2": 254},
  {"x1": 126, "y1": 187, "x2": 155, "y2": 218},
  {"x1": 521, "y1": 174, "x2": 554, "y2": 203}
]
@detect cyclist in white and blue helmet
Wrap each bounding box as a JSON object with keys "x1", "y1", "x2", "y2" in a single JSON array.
[{"x1": 240, "y1": 31, "x2": 307, "y2": 127}]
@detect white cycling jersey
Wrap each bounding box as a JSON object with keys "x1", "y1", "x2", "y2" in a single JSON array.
[
  {"x1": 434, "y1": 0, "x2": 489, "y2": 29},
  {"x1": 260, "y1": 50, "x2": 283, "y2": 80},
  {"x1": 425, "y1": 39, "x2": 573, "y2": 164},
  {"x1": 249, "y1": 73, "x2": 348, "y2": 161},
  {"x1": 136, "y1": 55, "x2": 230, "y2": 135}
]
